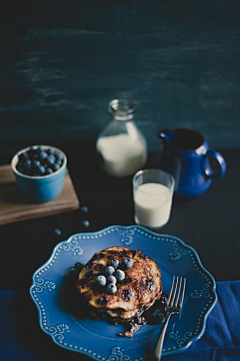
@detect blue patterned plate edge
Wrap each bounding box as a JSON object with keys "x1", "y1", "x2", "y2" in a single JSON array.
[
  {"x1": 157, "y1": 229, "x2": 218, "y2": 354},
  {"x1": 29, "y1": 225, "x2": 218, "y2": 360}
]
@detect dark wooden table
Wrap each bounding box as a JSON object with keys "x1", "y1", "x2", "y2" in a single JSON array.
[
  {"x1": 0, "y1": 143, "x2": 239, "y2": 289},
  {"x1": 1, "y1": 1, "x2": 240, "y2": 359},
  {"x1": 0, "y1": 143, "x2": 239, "y2": 361}
]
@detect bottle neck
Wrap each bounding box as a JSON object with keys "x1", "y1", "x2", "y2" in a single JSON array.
[{"x1": 108, "y1": 99, "x2": 135, "y2": 122}]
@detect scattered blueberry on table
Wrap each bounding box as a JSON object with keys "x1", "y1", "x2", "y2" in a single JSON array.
[
  {"x1": 80, "y1": 205, "x2": 89, "y2": 213},
  {"x1": 82, "y1": 220, "x2": 90, "y2": 228},
  {"x1": 54, "y1": 227, "x2": 62, "y2": 236},
  {"x1": 16, "y1": 146, "x2": 64, "y2": 177}
]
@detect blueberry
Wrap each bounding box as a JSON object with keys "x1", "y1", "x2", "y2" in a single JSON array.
[
  {"x1": 160, "y1": 295, "x2": 168, "y2": 305},
  {"x1": 48, "y1": 148, "x2": 55, "y2": 155},
  {"x1": 74, "y1": 262, "x2": 83, "y2": 271},
  {"x1": 68, "y1": 267, "x2": 79, "y2": 278},
  {"x1": 15, "y1": 146, "x2": 64, "y2": 178},
  {"x1": 54, "y1": 228, "x2": 62, "y2": 236},
  {"x1": 27, "y1": 147, "x2": 37, "y2": 160},
  {"x1": 57, "y1": 159, "x2": 63, "y2": 167},
  {"x1": 19, "y1": 151, "x2": 28, "y2": 163},
  {"x1": 24, "y1": 160, "x2": 32, "y2": 171},
  {"x1": 121, "y1": 288, "x2": 133, "y2": 302},
  {"x1": 107, "y1": 283, "x2": 117, "y2": 294},
  {"x1": 46, "y1": 168, "x2": 53, "y2": 175},
  {"x1": 33, "y1": 164, "x2": 45, "y2": 176},
  {"x1": 56, "y1": 153, "x2": 63, "y2": 162},
  {"x1": 36, "y1": 146, "x2": 44, "y2": 153},
  {"x1": 145, "y1": 279, "x2": 155, "y2": 292},
  {"x1": 115, "y1": 269, "x2": 125, "y2": 281},
  {"x1": 33, "y1": 160, "x2": 41, "y2": 169},
  {"x1": 105, "y1": 266, "x2": 115, "y2": 276},
  {"x1": 38, "y1": 151, "x2": 48, "y2": 161},
  {"x1": 52, "y1": 163, "x2": 60, "y2": 172},
  {"x1": 82, "y1": 220, "x2": 90, "y2": 228},
  {"x1": 122, "y1": 258, "x2": 133, "y2": 269},
  {"x1": 80, "y1": 205, "x2": 89, "y2": 213},
  {"x1": 39, "y1": 165, "x2": 46, "y2": 175},
  {"x1": 47, "y1": 155, "x2": 56, "y2": 165},
  {"x1": 107, "y1": 275, "x2": 117, "y2": 285},
  {"x1": 111, "y1": 259, "x2": 119, "y2": 269},
  {"x1": 96, "y1": 275, "x2": 106, "y2": 287}
]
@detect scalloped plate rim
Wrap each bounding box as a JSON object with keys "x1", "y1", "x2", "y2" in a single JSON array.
[{"x1": 29, "y1": 224, "x2": 218, "y2": 359}]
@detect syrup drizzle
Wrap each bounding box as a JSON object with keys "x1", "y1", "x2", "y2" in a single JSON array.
[{"x1": 118, "y1": 294, "x2": 168, "y2": 337}]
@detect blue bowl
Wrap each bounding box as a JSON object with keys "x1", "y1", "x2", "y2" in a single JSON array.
[{"x1": 11, "y1": 145, "x2": 67, "y2": 203}]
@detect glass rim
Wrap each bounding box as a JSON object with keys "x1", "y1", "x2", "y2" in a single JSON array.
[{"x1": 132, "y1": 168, "x2": 175, "y2": 194}]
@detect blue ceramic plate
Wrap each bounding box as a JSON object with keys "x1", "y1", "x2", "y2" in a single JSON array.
[{"x1": 30, "y1": 225, "x2": 217, "y2": 360}]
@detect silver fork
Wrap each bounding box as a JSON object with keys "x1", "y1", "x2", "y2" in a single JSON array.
[{"x1": 155, "y1": 276, "x2": 187, "y2": 360}]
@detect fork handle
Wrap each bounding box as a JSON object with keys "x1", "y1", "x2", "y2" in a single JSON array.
[{"x1": 155, "y1": 313, "x2": 171, "y2": 360}]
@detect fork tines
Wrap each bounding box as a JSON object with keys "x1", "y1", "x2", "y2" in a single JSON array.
[{"x1": 167, "y1": 276, "x2": 186, "y2": 310}]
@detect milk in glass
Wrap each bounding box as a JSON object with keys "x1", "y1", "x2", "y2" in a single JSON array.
[{"x1": 134, "y1": 182, "x2": 173, "y2": 228}]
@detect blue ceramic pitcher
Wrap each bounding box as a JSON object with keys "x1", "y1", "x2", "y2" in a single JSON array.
[{"x1": 157, "y1": 128, "x2": 227, "y2": 197}]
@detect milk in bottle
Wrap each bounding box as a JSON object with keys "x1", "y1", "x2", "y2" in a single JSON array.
[{"x1": 96, "y1": 99, "x2": 147, "y2": 177}]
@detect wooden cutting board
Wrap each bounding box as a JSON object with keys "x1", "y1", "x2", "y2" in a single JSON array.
[{"x1": 0, "y1": 164, "x2": 80, "y2": 225}]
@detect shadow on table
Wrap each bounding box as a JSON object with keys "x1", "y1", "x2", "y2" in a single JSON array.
[{"x1": 8, "y1": 290, "x2": 92, "y2": 361}]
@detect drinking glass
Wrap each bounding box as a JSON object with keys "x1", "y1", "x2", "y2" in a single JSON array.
[{"x1": 132, "y1": 169, "x2": 175, "y2": 229}]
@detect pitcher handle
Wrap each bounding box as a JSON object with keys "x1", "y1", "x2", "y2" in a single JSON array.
[{"x1": 203, "y1": 149, "x2": 227, "y2": 179}]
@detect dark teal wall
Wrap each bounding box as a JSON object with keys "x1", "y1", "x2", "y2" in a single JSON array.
[{"x1": 1, "y1": 0, "x2": 240, "y2": 159}]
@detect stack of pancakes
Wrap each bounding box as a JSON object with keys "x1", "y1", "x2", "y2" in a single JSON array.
[{"x1": 76, "y1": 246, "x2": 162, "y2": 328}]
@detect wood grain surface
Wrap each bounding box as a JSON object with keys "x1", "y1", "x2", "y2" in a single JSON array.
[
  {"x1": 0, "y1": 165, "x2": 79, "y2": 225},
  {"x1": 0, "y1": 0, "x2": 240, "y2": 161}
]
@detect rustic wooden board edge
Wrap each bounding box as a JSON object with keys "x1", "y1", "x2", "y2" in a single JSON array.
[
  {"x1": 0, "y1": 165, "x2": 80, "y2": 225},
  {"x1": 0, "y1": 200, "x2": 80, "y2": 225}
]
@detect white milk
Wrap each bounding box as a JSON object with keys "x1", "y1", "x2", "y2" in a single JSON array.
[
  {"x1": 134, "y1": 182, "x2": 173, "y2": 228},
  {"x1": 96, "y1": 134, "x2": 147, "y2": 177}
]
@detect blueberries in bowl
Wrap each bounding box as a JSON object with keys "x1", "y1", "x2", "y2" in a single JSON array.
[
  {"x1": 15, "y1": 146, "x2": 65, "y2": 177},
  {"x1": 11, "y1": 145, "x2": 67, "y2": 203}
]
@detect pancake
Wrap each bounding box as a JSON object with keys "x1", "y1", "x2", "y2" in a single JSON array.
[{"x1": 76, "y1": 246, "x2": 163, "y2": 334}]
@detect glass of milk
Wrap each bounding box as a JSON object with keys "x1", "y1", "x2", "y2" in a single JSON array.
[{"x1": 133, "y1": 169, "x2": 175, "y2": 229}]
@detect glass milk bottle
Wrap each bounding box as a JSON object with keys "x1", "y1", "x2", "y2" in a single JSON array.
[{"x1": 96, "y1": 99, "x2": 147, "y2": 177}]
